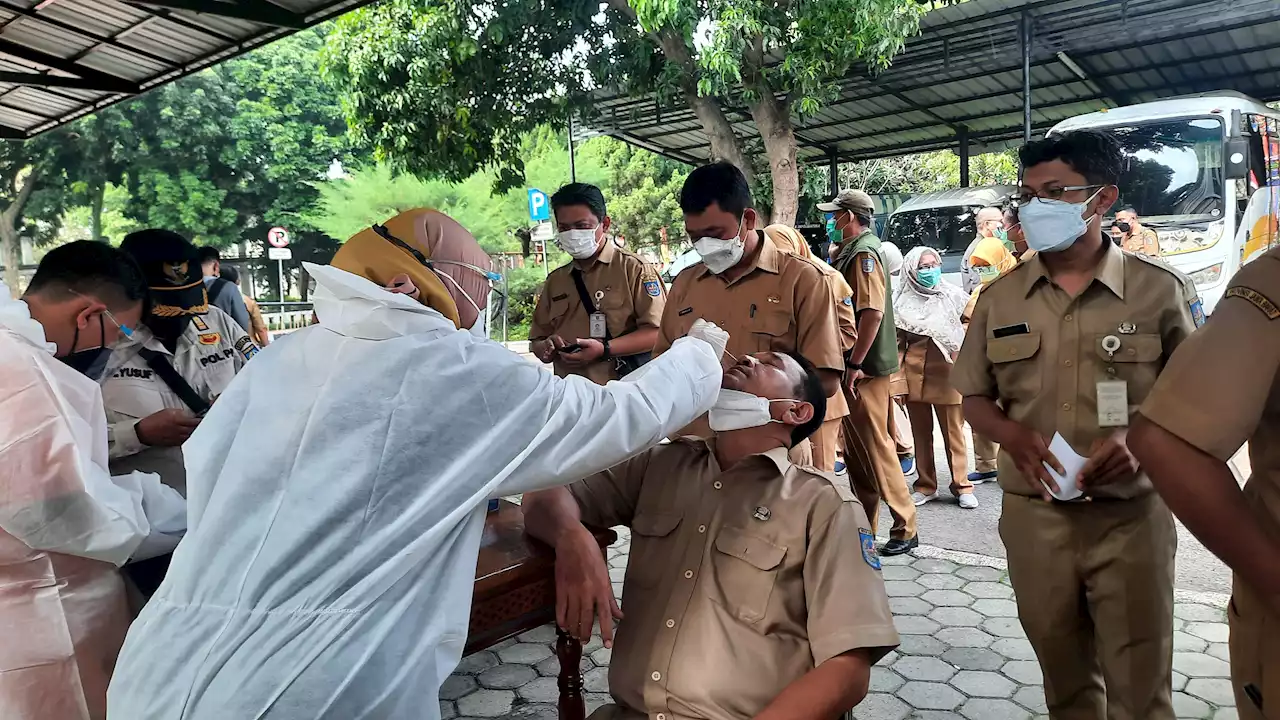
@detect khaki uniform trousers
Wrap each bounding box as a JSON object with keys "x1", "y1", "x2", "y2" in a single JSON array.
[
  {"x1": 809, "y1": 417, "x2": 842, "y2": 472},
  {"x1": 1229, "y1": 581, "x2": 1280, "y2": 720},
  {"x1": 906, "y1": 402, "x2": 971, "y2": 497},
  {"x1": 842, "y1": 374, "x2": 916, "y2": 540},
  {"x1": 972, "y1": 428, "x2": 999, "y2": 474},
  {"x1": 1001, "y1": 492, "x2": 1176, "y2": 720},
  {"x1": 890, "y1": 397, "x2": 914, "y2": 458}
]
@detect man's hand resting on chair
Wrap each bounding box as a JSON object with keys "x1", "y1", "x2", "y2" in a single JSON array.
[{"x1": 554, "y1": 524, "x2": 623, "y2": 647}]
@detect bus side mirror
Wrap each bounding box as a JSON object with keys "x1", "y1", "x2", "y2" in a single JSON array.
[{"x1": 1225, "y1": 137, "x2": 1249, "y2": 180}]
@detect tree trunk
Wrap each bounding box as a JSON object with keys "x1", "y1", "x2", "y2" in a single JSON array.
[
  {"x1": 1, "y1": 225, "x2": 19, "y2": 297},
  {"x1": 90, "y1": 180, "x2": 105, "y2": 242},
  {"x1": 749, "y1": 97, "x2": 799, "y2": 226},
  {"x1": 683, "y1": 90, "x2": 754, "y2": 181}
]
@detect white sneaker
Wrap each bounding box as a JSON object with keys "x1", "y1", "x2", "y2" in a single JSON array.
[
  {"x1": 912, "y1": 491, "x2": 939, "y2": 506},
  {"x1": 958, "y1": 493, "x2": 979, "y2": 510}
]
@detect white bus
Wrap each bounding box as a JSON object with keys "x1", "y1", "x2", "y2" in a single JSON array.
[{"x1": 1051, "y1": 92, "x2": 1280, "y2": 312}]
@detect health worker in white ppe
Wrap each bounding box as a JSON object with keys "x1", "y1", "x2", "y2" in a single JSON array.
[
  {"x1": 0, "y1": 241, "x2": 186, "y2": 720},
  {"x1": 106, "y1": 209, "x2": 729, "y2": 720}
]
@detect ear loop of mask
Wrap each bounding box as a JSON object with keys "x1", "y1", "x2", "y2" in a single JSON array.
[{"x1": 371, "y1": 223, "x2": 506, "y2": 322}]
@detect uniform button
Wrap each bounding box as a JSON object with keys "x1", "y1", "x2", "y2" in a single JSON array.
[
  {"x1": 698, "y1": 524, "x2": 707, "y2": 533},
  {"x1": 1064, "y1": 360, "x2": 1072, "y2": 367},
  {"x1": 652, "y1": 671, "x2": 662, "y2": 681},
  {"x1": 1009, "y1": 348, "x2": 1017, "y2": 356},
  {"x1": 713, "y1": 481, "x2": 722, "y2": 490},
  {"x1": 665, "y1": 619, "x2": 675, "y2": 628},
  {"x1": 1127, "y1": 348, "x2": 1136, "y2": 356},
  {"x1": 1061, "y1": 402, "x2": 1072, "y2": 411},
  {"x1": 657, "y1": 715, "x2": 666, "y2": 720},
  {"x1": 684, "y1": 570, "x2": 694, "y2": 579},
  {"x1": 1065, "y1": 314, "x2": 1074, "y2": 321}
]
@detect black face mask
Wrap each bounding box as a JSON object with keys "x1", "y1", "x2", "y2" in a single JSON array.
[
  {"x1": 59, "y1": 315, "x2": 112, "y2": 381},
  {"x1": 1115, "y1": 221, "x2": 1132, "y2": 234}
]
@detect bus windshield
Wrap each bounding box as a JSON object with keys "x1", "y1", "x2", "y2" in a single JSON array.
[{"x1": 1109, "y1": 117, "x2": 1225, "y2": 223}]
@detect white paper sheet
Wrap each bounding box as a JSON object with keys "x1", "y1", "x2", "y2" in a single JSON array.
[{"x1": 1042, "y1": 432, "x2": 1088, "y2": 501}]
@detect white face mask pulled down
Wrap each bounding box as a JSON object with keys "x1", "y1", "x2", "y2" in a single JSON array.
[
  {"x1": 694, "y1": 234, "x2": 746, "y2": 275},
  {"x1": 1019, "y1": 188, "x2": 1104, "y2": 253},
  {"x1": 708, "y1": 389, "x2": 796, "y2": 432},
  {"x1": 556, "y1": 229, "x2": 601, "y2": 259}
]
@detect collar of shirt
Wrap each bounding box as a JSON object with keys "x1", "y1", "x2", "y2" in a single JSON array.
[
  {"x1": 572, "y1": 238, "x2": 618, "y2": 272},
  {"x1": 1021, "y1": 239, "x2": 1127, "y2": 299},
  {"x1": 702, "y1": 438, "x2": 792, "y2": 477},
  {"x1": 693, "y1": 230, "x2": 781, "y2": 283},
  {"x1": 0, "y1": 290, "x2": 56, "y2": 353}
]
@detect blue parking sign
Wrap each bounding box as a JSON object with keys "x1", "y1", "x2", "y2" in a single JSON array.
[{"x1": 527, "y1": 188, "x2": 549, "y2": 221}]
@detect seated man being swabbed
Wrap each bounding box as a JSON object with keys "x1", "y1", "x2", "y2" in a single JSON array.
[{"x1": 106, "y1": 209, "x2": 730, "y2": 720}]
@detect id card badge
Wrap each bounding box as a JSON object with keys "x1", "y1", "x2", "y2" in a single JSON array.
[
  {"x1": 1096, "y1": 379, "x2": 1130, "y2": 427},
  {"x1": 589, "y1": 312, "x2": 608, "y2": 339}
]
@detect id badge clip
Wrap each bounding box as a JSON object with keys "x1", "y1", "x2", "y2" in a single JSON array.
[
  {"x1": 1096, "y1": 335, "x2": 1128, "y2": 427},
  {"x1": 589, "y1": 312, "x2": 608, "y2": 339}
]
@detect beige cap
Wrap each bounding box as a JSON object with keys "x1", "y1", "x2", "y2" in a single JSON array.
[{"x1": 817, "y1": 188, "x2": 875, "y2": 215}]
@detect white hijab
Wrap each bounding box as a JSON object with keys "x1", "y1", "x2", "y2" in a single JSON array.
[{"x1": 893, "y1": 247, "x2": 970, "y2": 358}]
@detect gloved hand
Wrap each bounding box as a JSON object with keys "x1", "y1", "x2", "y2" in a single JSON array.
[{"x1": 687, "y1": 319, "x2": 730, "y2": 362}]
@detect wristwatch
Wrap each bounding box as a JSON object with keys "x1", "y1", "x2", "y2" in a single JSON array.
[
  {"x1": 602, "y1": 339, "x2": 612, "y2": 359},
  {"x1": 846, "y1": 361, "x2": 863, "y2": 372}
]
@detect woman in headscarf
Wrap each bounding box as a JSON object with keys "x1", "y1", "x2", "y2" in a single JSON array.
[
  {"x1": 894, "y1": 246, "x2": 978, "y2": 510},
  {"x1": 107, "y1": 208, "x2": 725, "y2": 720},
  {"x1": 763, "y1": 225, "x2": 856, "y2": 472}
]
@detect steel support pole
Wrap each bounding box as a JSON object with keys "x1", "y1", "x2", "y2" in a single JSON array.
[
  {"x1": 568, "y1": 114, "x2": 577, "y2": 183},
  {"x1": 1022, "y1": 11, "x2": 1034, "y2": 143},
  {"x1": 958, "y1": 124, "x2": 971, "y2": 188},
  {"x1": 828, "y1": 150, "x2": 839, "y2": 195}
]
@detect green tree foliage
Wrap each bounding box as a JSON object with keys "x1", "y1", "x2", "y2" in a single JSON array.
[
  {"x1": 322, "y1": 0, "x2": 923, "y2": 224},
  {"x1": 1, "y1": 134, "x2": 80, "y2": 292},
  {"x1": 594, "y1": 140, "x2": 687, "y2": 252},
  {"x1": 838, "y1": 150, "x2": 1019, "y2": 196}
]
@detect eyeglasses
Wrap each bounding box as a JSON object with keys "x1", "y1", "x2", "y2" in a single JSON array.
[
  {"x1": 70, "y1": 290, "x2": 134, "y2": 338},
  {"x1": 1011, "y1": 185, "x2": 1105, "y2": 207}
]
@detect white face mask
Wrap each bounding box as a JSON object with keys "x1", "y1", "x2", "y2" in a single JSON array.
[
  {"x1": 556, "y1": 229, "x2": 600, "y2": 259},
  {"x1": 694, "y1": 235, "x2": 745, "y2": 274},
  {"x1": 708, "y1": 389, "x2": 796, "y2": 432},
  {"x1": 1020, "y1": 188, "x2": 1104, "y2": 253}
]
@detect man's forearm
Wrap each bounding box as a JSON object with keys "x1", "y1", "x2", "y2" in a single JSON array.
[
  {"x1": 849, "y1": 310, "x2": 882, "y2": 365},
  {"x1": 608, "y1": 327, "x2": 659, "y2": 358},
  {"x1": 523, "y1": 487, "x2": 587, "y2": 547},
  {"x1": 1130, "y1": 417, "x2": 1280, "y2": 599},
  {"x1": 962, "y1": 396, "x2": 1016, "y2": 444},
  {"x1": 752, "y1": 651, "x2": 871, "y2": 720}
]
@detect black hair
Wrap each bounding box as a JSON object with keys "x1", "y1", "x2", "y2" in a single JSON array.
[
  {"x1": 25, "y1": 240, "x2": 148, "y2": 310},
  {"x1": 783, "y1": 351, "x2": 827, "y2": 448},
  {"x1": 196, "y1": 245, "x2": 221, "y2": 265},
  {"x1": 680, "y1": 161, "x2": 753, "y2": 217},
  {"x1": 851, "y1": 212, "x2": 872, "y2": 229},
  {"x1": 551, "y1": 183, "x2": 607, "y2": 221},
  {"x1": 1118, "y1": 206, "x2": 1137, "y2": 215},
  {"x1": 1018, "y1": 129, "x2": 1125, "y2": 186},
  {"x1": 220, "y1": 265, "x2": 241, "y2": 285}
]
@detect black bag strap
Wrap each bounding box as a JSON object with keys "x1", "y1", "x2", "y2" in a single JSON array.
[
  {"x1": 569, "y1": 268, "x2": 611, "y2": 340},
  {"x1": 137, "y1": 347, "x2": 211, "y2": 415},
  {"x1": 206, "y1": 277, "x2": 227, "y2": 305}
]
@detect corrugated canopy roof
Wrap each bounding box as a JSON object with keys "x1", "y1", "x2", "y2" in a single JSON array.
[
  {"x1": 589, "y1": 0, "x2": 1280, "y2": 165},
  {"x1": 0, "y1": 0, "x2": 376, "y2": 138}
]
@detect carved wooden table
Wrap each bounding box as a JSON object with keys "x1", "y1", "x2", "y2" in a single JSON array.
[{"x1": 468, "y1": 500, "x2": 616, "y2": 720}]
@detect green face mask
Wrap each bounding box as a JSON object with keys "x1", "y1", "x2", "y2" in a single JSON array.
[{"x1": 826, "y1": 214, "x2": 844, "y2": 245}]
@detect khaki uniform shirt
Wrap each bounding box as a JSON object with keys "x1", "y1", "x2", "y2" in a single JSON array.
[
  {"x1": 1121, "y1": 226, "x2": 1161, "y2": 257},
  {"x1": 103, "y1": 307, "x2": 256, "y2": 495},
  {"x1": 952, "y1": 241, "x2": 1199, "y2": 499},
  {"x1": 1140, "y1": 248, "x2": 1280, "y2": 541},
  {"x1": 569, "y1": 440, "x2": 898, "y2": 720},
  {"x1": 243, "y1": 293, "x2": 271, "y2": 347},
  {"x1": 655, "y1": 233, "x2": 845, "y2": 437},
  {"x1": 530, "y1": 242, "x2": 665, "y2": 385},
  {"x1": 898, "y1": 331, "x2": 962, "y2": 405}
]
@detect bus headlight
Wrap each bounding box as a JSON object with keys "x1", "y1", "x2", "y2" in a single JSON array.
[{"x1": 1187, "y1": 263, "x2": 1223, "y2": 286}]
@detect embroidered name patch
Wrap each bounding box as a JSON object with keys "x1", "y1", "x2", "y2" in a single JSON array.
[{"x1": 235, "y1": 336, "x2": 259, "y2": 361}]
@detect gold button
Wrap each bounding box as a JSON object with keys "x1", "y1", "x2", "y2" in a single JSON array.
[
  {"x1": 1009, "y1": 348, "x2": 1017, "y2": 356},
  {"x1": 665, "y1": 619, "x2": 675, "y2": 628},
  {"x1": 657, "y1": 715, "x2": 666, "y2": 720},
  {"x1": 698, "y1": 524, "x2": 707, "y2": 533},
  {"x1": 1064, "y1": 360, "x2": 1072, "y2": 367},
  {"x1": 1128, "y1": 348, "x2": 1136, "y2": 355},
  {"x1": 1062, "y1": 402, "x2": 1071, "y2": 411},
  {"x1": 1065, "y1": 314, "x2": 1073, "y2": 321},
  {"x1": 684, "y1": 570, "x2": 694, "y2": 579},
  {"x1": 713, "y1": 481, "x2": 722, "y2": 490},
  {"x1": 652, "y1": 671, "x2": 662, "y2": 681}
]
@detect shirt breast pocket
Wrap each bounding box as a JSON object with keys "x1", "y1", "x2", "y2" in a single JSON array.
[
  {"x1": 986, "y1": 332, "x2": 1042, "y2": 399},
  {"x1": 1094, "y1": 333, "x2": 1162, "y2": 396},
  {"x1": 708, "y1": 526, "x2": 786, "y2": 624},
  {"x1": 598, "y1": 293, "x2": 632, "y2": 333},
  {"x1": 548, "y1": 298, "x2": 572, "y2": 330},
  {"x1": 627, "y1": 512, "x2": 682, "y2": 589},
  {"x1": 749, "y1": 309, "x2": 794, "y2": 354}
]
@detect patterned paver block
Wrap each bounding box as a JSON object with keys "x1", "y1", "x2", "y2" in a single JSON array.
[
  {"x1": 964, "y1": 581, "x2": 1015, "y2": 599},
  {"x1": 457, "y1": 688, "x2": 515, "y2": 717},
  {"x1": 930, "y1": 606, "x2": 983, "y2": 627},
  {"x1": 935, "y1": 626, "x2": 995, "y2": 648},
  {"x1": 1000, "y1": 660, "x2": 1044, "y2": 685},
  {"x1": 1186, "y1": 677, "x2": 1238, "y2": 707},
  {"x1": 913, "y1": 558, "x2": 960, "y2": 574},
  {"x1": 895, "y1": 615, "x2": 942, "y2": 635},
  {"x1": 942, "y1": 647, "x2": 1006, "y2": 671},
  {"x1": 921, "y1": 589, "x2": 974, "y2": 607},
  {"x1": 918, "y1": 573, "x2": 967, "y2": 591},
  {"x1": 851, "y1": 692, "x2": 911, "y2": 720},
  {"x1": 951, "y1": 670, "x2": 1017, "y2": 698},
  {"x1": 956, "y1": 566, "x2": 1004, "y2": 582},
  {"x1": 896, "y1": 634, "x2": 950, "y2": 656},
  {"x1": 1186, "y1": 622, "x2": 1231, "y2": 643},
  {"x1": 899, "y1": 681, "x2": 966, "y2": 710},
  {"x1": 894, "y1": 655, "x2": 959, "y2": 682},
  {"x1": 1174, "y1": 651, "x2": 1232, "y2": 678},
  {"x1": 959, "y1": 697, "x2": 1035, "y2": 720}
]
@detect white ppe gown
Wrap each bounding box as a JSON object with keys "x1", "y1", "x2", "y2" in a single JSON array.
[
  {"x1": 0, "y1": 283, "x2": 185, "y2": 720},
  {"x1": 107, "y1": 264, "x2": 722, "y2": 720}
]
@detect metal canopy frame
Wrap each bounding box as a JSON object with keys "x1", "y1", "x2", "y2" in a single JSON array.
[
  {"x1": 588, "y1": 0, "x2": 1280, "y2": 185},
  {"x1": 0, "y1": 0, "x2": 380, "y2": 139}
]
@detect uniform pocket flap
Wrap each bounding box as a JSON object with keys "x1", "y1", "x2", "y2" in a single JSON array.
[
  {"x1": 714, "y1": 527, "x2": 786, "y2": 571},
  {"x1": 986, "y1": 333, "x2": 1041, "y2": 364},
  {"x1": 631, "y1": 512, "x2": 681, "y2": 538},
  {"x1": 750, "y1": 310, "x2": 792, "y2": 337},
  {"x1": 1095, "y1": 333, "x2": 1161, "y2": 363}
]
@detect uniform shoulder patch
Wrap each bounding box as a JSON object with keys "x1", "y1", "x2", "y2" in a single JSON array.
[
  {"x1": 191, "y1": 315, "x2": 210, "y2": 332},
  {"x1": 841, "y1": 296, "x2": 854, "y2": 306},
  {"x1": 861, "y1": 256, "x2": 876, "y2": 274},
  {"x1": 1226, "y1": 286, "x2": 1280, "y2": 320},
  {"x1": 1189, "y1": 297, "x2": 1206, "y2": 327},
  {"x1": 643, "y1": 279, "x2": 661, "y2": 297},
  {"x1": 859, "y1": 528, "x2": 882, "y2": 570},
  {"x1": 234, "y1": 335, "x2": 260, "y2": 361}
]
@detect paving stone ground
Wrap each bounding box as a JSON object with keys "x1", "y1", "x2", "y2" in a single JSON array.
[{"x1": 444, "y1": 525, "x2": 1235, "y2": 720}]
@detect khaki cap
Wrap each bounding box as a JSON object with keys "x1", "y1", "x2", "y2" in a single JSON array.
[{"x1": 817, "y1": 189, "x2": 875, "y2": 215}]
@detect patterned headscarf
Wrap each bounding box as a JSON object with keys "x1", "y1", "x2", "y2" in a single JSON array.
[{"x1": 893, "y1": 246, "x2": 971, "y2": 358}]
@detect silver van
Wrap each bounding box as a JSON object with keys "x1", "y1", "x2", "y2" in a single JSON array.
[{"x1": 883, "y1": 185, "x2": 1017, "y2": 286}]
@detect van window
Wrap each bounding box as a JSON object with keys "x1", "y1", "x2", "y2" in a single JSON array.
[{"x1": 884, "y1": 206, "x2": 980, "y2": 257}]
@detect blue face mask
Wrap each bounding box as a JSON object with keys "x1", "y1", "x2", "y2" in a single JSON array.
[{"x1": 917, "y1": 266, "x2": 942, "y2": 288}]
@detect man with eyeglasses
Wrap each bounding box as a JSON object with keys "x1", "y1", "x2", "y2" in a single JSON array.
[
  {"x1": 1, "y1": 241, "x2": 185, "y2": 720},
  {"x1": 952, "y1": 129, "x2": 1201, "y2": 720}
]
